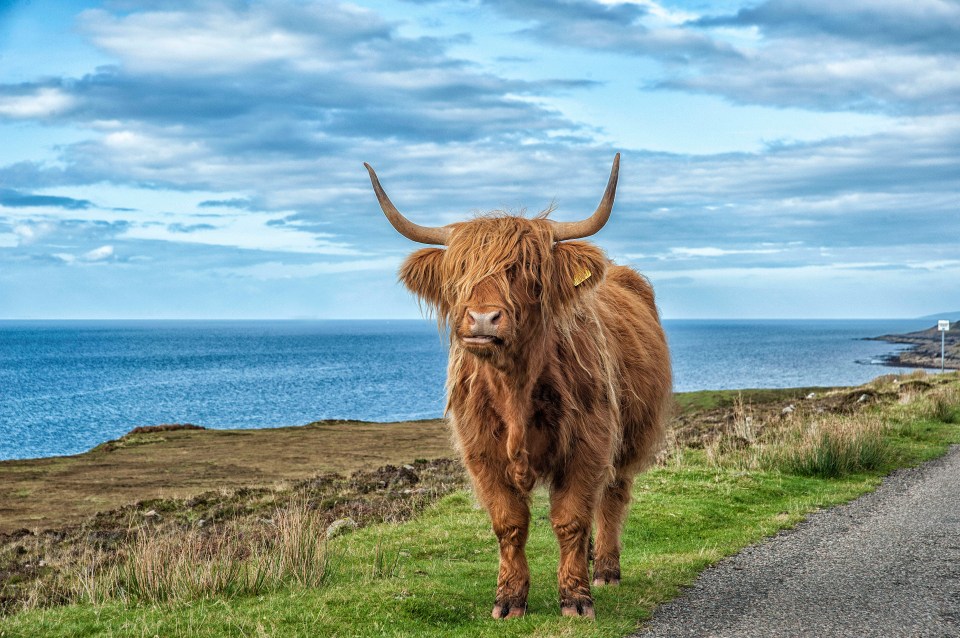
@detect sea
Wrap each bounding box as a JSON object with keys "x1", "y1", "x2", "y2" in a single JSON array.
[{"x1": 0, "y1": 319, "x2": 939, "y2": 461}]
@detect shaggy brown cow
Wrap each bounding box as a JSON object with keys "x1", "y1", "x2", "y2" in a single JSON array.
[{"x1": 365, "y1": 154, "x2": 671, "y2": 620}]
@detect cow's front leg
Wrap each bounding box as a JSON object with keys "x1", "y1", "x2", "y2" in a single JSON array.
[
  {"x1": 550, "y1": 477, "x2": 599, "y2": 619},
  {"x1": 473, "y1": 473, "x2": 531, "y2": 619}
]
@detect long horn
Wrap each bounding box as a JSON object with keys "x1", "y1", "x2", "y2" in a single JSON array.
[
  {"x1": 551, "y1": 153, "x2": 620, "y2": 241},
  {"x1": 364, "y1": 163, "x2": 451, "y2": 245}
]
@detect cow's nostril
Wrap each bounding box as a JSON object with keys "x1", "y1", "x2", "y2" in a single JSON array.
[
  {"x1": 490, "y1": 311, "x2": 502, "y2": 325},
  {"x1": 467, "y1": 311, "x2": 477, "y2": 325}
]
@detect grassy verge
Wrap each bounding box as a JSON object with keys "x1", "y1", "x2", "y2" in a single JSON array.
[{"x1": 1, "y1": 373, "x2": 958, "y2": 638}]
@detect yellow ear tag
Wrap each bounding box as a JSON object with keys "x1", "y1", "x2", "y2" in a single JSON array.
[{"x1": 573, "y1": 268, "x2": 592, "y2": 287}]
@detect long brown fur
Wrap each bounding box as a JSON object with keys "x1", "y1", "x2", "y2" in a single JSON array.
[{"x1": 397, "y1": 214, "x2": 672, "y2": 619}]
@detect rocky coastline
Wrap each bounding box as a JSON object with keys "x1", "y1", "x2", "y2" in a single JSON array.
[{"x1": 869, "y1": 320, "x2": 960, "y2": 370}]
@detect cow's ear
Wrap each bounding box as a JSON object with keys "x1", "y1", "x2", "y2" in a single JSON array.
[
  {"x1": 553, "y1": 241, "x2": 607, "y2": 305},
  {"x1": 399, "y1": 247, "x2": 446, "y2": 310}
]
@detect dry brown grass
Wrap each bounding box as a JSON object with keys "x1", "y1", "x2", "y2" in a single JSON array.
[
  {"x1": 26, "y1": 500, "x2": 333, "y2": 607},
  {"x1": 696, "y1": 391, "x2": 895, "y2": 478}
]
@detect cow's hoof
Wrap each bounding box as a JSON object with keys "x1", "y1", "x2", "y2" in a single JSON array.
[
  {"x1": 491, "y1": 603, "x2": 526, "y2": 619},
  {"x1": 592, "y1": 576, "x2": 620, "y2": 586},
  {"x1": 561, "y1": 602, "x2": 596, "y2": 619}
]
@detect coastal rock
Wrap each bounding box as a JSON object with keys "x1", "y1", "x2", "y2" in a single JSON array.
[{"x1": 870, "y1": 321, "x2": 960, "y2": 370}]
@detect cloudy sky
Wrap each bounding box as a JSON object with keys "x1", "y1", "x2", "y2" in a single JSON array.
[{"x1": 0, "y1": 0, "x2": 957, "y2": 319}]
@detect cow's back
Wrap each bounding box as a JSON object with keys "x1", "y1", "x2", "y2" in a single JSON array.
[{"x1": 596, "y1": 265, "x2": 672, "y2": 473}]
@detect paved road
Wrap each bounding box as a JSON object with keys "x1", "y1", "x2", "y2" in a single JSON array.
[{"x1": 634, "y1": 445, "x2": 960, "y2": 638}]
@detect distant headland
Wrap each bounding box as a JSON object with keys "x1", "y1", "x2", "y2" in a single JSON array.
[{"x1": 870, "y1": 319, "x2": 959, "y2": 370}]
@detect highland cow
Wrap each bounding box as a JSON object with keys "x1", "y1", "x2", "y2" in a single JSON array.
[{"x1": 365, "y1": 154, "x2": 671, "y2": 619}]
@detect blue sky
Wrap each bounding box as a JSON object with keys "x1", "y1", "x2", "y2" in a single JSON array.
[{"x1": 0, "y1": 0, "x2": 957, "y2": 319}]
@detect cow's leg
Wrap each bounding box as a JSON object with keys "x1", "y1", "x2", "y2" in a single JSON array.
[
  {"x1": 473, "y1": 474, "x2": 531, "y2": 619},
  {"x1": 550, "y1": 475, "x2": 599, "y2": 618},
  {"x1": 592, "y1": 474, "x2": 632, "y2": 586}
]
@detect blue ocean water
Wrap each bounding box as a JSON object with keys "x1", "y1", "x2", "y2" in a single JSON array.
[{"x1": 0, "y1": 319, "x2": 936, "y2": 461}]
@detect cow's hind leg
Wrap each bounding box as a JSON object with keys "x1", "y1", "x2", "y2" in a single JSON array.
[
  {"x1": 550, "y1": 476, "x2": 599, "y2": 618},
  {"x1": 593, "y1": 474, "x2": 632, "y2": 586}
]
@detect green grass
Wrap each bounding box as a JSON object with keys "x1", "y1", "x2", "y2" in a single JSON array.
[
  {"x1": 1, "y1": 467, "x2": 881, "y2": 638},
  {"x1": 2, "y1": 378, "x2": 959, "y2": 638}
]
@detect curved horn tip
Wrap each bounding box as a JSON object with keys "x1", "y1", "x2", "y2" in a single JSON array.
[
  {"x1": 363, "y1": 163, "x2": 451, "y2": 246},
  {"x1": 549, "y1": 152, "x2": 620, "y2": 242}
]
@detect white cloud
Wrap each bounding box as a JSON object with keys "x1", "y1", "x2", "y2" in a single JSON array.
[
  {"x1": 0, "y1": 233, "x2": 18, "y2": 248},
  {"x1": 0, "y1": 88, "x2": 75, "y2": 118},
  {"x1": 12, "y1": 222, "x2": 55, "y2": 245},
  {"x1": 78, "y1": 7, "x2": 317, "y2": 75},
  {"x1": 51, "y1": 244, "x2": 115, "y2": 264},
  {"x1": 218, "y1": 257, "x2": 401, "y2": 280},
  {"x1": 119, "y1": 211, "x2": 362, "y2": 256},
  {"x1": 595, "y1": 0, "x2": 697, "y2": 26},
  {"x1": 82, "y1": 245, "x2": 114, "y2": 261},
  {"x1": 667, "y1": 246, "x2": 783, "y2": 258},
  {"x1": 906, "y1": 260, "x2": 960, "y2": 271}
]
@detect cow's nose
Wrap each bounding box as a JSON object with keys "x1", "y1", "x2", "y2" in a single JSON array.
[{"x1": 467, "y1": 309, "x2": 502, "y2": 335}]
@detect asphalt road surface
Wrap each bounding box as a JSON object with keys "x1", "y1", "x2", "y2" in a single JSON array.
[{"x1": 634, "y1": 445, "x2": 960, "y2": 638}]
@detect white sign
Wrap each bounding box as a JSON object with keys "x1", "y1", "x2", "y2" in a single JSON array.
[{"x1": 939, "y1": 320, "x2": 951, "y2": 332}]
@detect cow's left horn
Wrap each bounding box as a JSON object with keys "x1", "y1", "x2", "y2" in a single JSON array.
[
  {"x1": 364, "y1": 163, "x2": 451, "y2": 245},
  {"x1": 551, "y1": 153, "x2": 619, "y2": 241}
]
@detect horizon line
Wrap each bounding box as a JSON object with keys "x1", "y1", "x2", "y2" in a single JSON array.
[{"x1": 0, "y1": 316, "x2": 952, "y2": 322}]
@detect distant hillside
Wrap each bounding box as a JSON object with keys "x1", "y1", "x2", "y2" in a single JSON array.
[{"x1": 916, "y1": 312, "x2": 960, "y2": 321}]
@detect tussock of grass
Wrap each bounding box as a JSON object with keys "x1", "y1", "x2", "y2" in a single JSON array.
[
  {"x1": 926, "y1": 385, "x2": 960, "y2": 424},
  {"x1": 769, "y1": 415, "x2": 892, "y2": 478},
  {"x1": 38, "y1": 502, "x2": 333, "y2": 607}
]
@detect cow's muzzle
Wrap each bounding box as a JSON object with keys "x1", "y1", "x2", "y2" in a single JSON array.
[{"x1": 461, "y1": 309, "x2": 504, "y2": 347}]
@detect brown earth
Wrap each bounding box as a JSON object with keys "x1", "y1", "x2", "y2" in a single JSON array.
[{"x1": 0, "y1": 419, "x2": 450, "y2": 533}]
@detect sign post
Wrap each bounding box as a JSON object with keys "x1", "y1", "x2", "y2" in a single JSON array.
[{"x1": 939, "y1": 320, "x2": 950, "y2": 372}]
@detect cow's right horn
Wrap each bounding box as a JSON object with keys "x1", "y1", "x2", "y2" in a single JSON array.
[
  {"x1": 551, "y1": 153, "x2": 619, "y2": 241},
  {"x1": 364, "y1": 163, "x2": 451, "y2": 245}
]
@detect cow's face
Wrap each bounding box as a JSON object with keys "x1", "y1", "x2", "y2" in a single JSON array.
[
  {"x1": 398, "y1": 218, "x2": 608, "y2": 357},
  {"x1": 364, "y1": 154, "x2": 619, "y2": 358}
]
